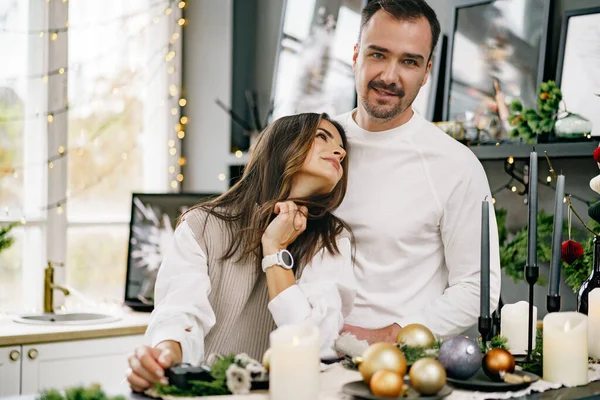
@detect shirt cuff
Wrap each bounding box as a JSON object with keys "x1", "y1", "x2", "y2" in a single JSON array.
[
  {"x1": 268, "y1": 284, "x2": 312, "y2": 327},
  {"x1": 148, "y1": 324, "x2": 202, "y2": 365}
]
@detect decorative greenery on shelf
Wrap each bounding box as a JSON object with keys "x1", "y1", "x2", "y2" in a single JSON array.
[
  {"x1": 0, "y1": 222, "x2": 18, "y2": 253},
  {"x1": 508, "y1": 81, "x2": 562, "y2": 143},
  {"x1": 37, "y1": 384, "x2": 125, "y2": 400},
  {"x1": 498, "y1": 208, "x2": 598, "y2": 293}
]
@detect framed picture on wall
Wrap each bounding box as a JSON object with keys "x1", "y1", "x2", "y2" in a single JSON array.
[
  {"x1": 556, "y1": 7, "x2": 600, "y2": 138},
  {"x1": 270, "y1": 0, "x2": 367, "y2": 119},
  {"x1": 412, "y1": 34, "x2": 447, "y2": 122},
  {"x1": 124, "y1": 192, "x2": 219, "y2": 311},
  {"x1": 443, "y1": 0, "x2": 550, "y2": 142}
]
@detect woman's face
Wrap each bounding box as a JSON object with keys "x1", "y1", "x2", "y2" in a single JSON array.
[{"x1": 297, "y1": 119, "x2": 346, "y2": 195}]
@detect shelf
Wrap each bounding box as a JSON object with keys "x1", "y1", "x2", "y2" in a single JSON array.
[{"x1": 469, "y1": 140, "x2": 599, "y2": 160}]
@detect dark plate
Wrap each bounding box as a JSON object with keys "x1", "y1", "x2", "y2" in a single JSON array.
[
  {"x1": 342, "y1": 380, "x2": 452, "y2": 399},
  {"x1": 446, "y1": 369, "x2": 539, "y2": 392}
]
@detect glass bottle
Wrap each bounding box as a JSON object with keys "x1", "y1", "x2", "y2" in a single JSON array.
[{"x1": 577, "y1": 236, "x2": 600, "y2": 314}]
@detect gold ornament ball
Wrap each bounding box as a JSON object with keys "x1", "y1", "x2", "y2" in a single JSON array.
[
  {"x1": 396, "y1": 324, "x2": 435, "y2": 348},
  {"x1": 262, "y1": 348, "x2": 271, "y2": 372},
  {"x1": 359, "y1": 343, "x2": 407, "y2": 384},
  {"x1": 408, "y1": 358, "x2": 447, "y2": 396},
  {"x1": 482, "y1": 348, "x2": 515, "y2": 381},
  {"x1": 369, "y1": 370, "x2": 404, "y2": 398}
]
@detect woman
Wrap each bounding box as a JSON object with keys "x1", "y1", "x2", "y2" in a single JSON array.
[{"x1": 127, "y1": 113, "x2": 355, "y2": 391}]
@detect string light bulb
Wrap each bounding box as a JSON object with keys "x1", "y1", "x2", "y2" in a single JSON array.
[
  {"x1": 177, "y1": 130, "x2": 185, "y2": 139},
  {"x1": 177, "y1": 174, "x2": 184, "y2": 182},
  {"x1": 56, "y1": 204, "x2": 63, "y2": 214},
  {"x1": 177, "y1": 18, "x2": 186, "y2": 26},
  {"x1": 178, "y1": 1, "x2": 186, "y2": 8},
  {"x1": 58, "y1": 68, "x2": 65, "y2": 75},
  {"x1": 492, "y1": 198, "x2": 496, "y2": 204},
  {"x1": 171, "y1": 108, "x2": 178, "y2": 115},
  {"x1": 39, "y1": 31, "x2": 45, "y2": 38},
  {"x1": 169, "y1": 148, "x2": 177, "y2": 155},
  {"x1": 168, "y1": 166, "x2": 175, "y2": 173},
  {"x1": 48, "y1": 161, "x2": 54, "y2": 169},
  {"x1": 511, "y1": 186, "x2": 517, "y2": 192},
  {"x1": 47, "y1": 114, "x2": 54, "y2": 123},
  {"x1": 178, "y1": 98, "x2": 186, "y2": 107},
  {"x1": 172, "y1": 33, "x2": 180, "y2": 42},
  {"x1": 168, "y1": 140, "x2": 175, "y2": 148},
  {"x1": 235, "y1": 150, "x2": 243, "y2": 158},
  {"x1": 171, "y1": 180, "x2": 178, "y2": 188},
  {"x1": 178, "y1": 157, "x2": 186, "y2": 166},
  {"x1": 218, "y1": 173, "x2": 226, "y2": 181},
  {"x1": 58, "y1": 146, "x2": 65, "y2": 154},
  {"x1": 20, "y1": 217, "x2": 26, "y2": 225},
  {"x1": 547, "y1": 176, "x2": 552, "y2": 183},
  {"x1": 165, "y1": 8, "x2": 172, "y2": 15},
  {"x1": 42, "y1": 75, "x2": 48, "y2": 83},
  {"x1": 168, "y1": 66, "x2": 175, "y2": 74},
  {"x1": 169, "y1": 84, "x2": 178, "y2": 97},
  {"x1": 507, "y1": 156, "x2": 514, "y2": 164},
  {"x1": 180, "y1": 116, "x2": 188, "y2": 124},
  {"x1": 51, "y1": 32, "x2": 58, "y2": 41},
  {"x1": 165, "y1": 51, "x2": 175, "y2": 62}
]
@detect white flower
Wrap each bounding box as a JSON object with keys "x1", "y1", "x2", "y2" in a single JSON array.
[
  {"x1": 226, "y1": 364, "x2": 252, "y2": 395},
  {"x1": 245, "y1": 360, "x2": 268, "y2": 381},
  {"x1": 234, "y1": 353, "x2": 256, "y2": 367}
]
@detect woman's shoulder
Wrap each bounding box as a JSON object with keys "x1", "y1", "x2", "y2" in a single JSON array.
[{"x1": 180, "y1": 206, "x2": 231, "y2": 236}]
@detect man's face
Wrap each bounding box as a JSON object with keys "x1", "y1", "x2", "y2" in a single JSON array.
[{"x1": 353, "y1": 10, "x2": 433, "y2": 122}]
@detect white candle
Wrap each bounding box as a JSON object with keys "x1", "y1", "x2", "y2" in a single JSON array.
[
  {"x1": 269, "y1": 323, "x2": 320, "y2": 400},
  {"x1": 543, "y1": 312, "x2": 588, "y2": 386},
  {"x1": 589, "y1": 288, "x2": 600, "y2": 359},
  {"x1": 501, "y1": 301, "x2": 537, "y2": 355}
]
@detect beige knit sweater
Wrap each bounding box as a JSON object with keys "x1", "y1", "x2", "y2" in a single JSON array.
[{"x1": 183, "y1": 208, "x2": 306, "y2": 361}]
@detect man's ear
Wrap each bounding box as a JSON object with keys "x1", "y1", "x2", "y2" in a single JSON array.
[
  {"x1": 352, "y1": 44, "x2": 359, "y2": 71},
  {"x1": 421, "y1": 59, "x2": 432, "y2": 87}
]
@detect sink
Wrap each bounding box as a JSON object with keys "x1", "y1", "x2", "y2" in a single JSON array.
[{"x1": 13, "y1": 312, "x2": 121, "y2": 325}]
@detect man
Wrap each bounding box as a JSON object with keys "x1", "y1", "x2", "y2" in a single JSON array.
[{"x1": 335, "y1": 0, "x2": 501, "y2": 343}]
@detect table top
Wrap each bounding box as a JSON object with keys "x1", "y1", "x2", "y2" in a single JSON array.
[{"x1": 3, "y1": 364, "x2": 599, "y2": 400}]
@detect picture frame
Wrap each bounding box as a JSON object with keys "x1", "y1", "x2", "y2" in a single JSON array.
[
  {"x1": 555, "y1": 7, "x2": 600, "y2": 137},
  {"x1": 412, "y1": 34, "x2": 448, "y2": 122},
  {"x1": 442, "y1": 0, "x2": 550, "y2": 140},
  {"x1": 124, "y1": 192, "x2": 219, "y2": 312}
]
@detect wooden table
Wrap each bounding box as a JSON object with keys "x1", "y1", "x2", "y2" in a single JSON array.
[{"x1": 3, "y1": 364, "x2": 600, "y2": 400}]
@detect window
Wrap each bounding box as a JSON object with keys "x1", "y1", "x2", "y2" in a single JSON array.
[{"x1": 0, "y1": 0, "x2": 184, "y2": 313}]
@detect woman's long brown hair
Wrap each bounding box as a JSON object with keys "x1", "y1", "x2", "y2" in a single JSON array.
[{"x1": 181, "y1": 112, "x2": 352, "y2": 269}]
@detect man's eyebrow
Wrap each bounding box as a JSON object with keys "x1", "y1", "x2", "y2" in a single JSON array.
[
  {"x1": 403, "y1": 52, "x2": 425, "y2": 62},
  {"x1": 366, "y1": 45, "x2": 389, "y2": 53}
]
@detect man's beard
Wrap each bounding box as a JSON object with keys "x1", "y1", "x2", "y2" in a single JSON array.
[{"x1": 361, "y1": 80, "x2": 413, "y2": 121}]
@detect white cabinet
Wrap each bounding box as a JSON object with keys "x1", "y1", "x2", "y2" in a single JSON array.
[
  {"x1": 18, "y1": 335, "x2": 144, "y2": 395},
  {"x1": 0, "y1": 346, "x2": 22, "y2": 397}
]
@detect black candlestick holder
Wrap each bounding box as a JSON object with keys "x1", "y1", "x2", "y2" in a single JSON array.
[
  {"x1": 479, "y1": 315, "x2": 492, "y2": 344},
  {"x1": 547, "y1": 294, "x2": 561, "y2": 313},
  {"x1": 515, "y1": 265, "x2": 539, "y2": 364}
]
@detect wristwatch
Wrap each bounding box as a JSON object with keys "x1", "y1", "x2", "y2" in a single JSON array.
[{"x1": 261, "y1": 249, "x2": 294, "y2": 272}]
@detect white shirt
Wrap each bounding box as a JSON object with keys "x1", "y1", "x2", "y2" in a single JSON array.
[
  {"x1": 334, "y1": 110, "x2": 501, "y2": 337},
  {"x1": 145, "y1": 219, "x2": 356, "y2": 363}
]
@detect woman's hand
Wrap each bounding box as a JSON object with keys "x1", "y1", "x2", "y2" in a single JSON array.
[
  {"x1": 261, "y1": 201, "x2": 308, "y2": 255},
  {"x1": 126, "y1": 341, "x2": 182, "y2": 392}
]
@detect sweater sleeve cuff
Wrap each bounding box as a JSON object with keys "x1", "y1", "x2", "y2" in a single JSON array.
[
  {"x1": 149, "y1": 325, "x2": 203, "y2": 365},
  {"x1": 268, "y1": 284, "x2": 312, "y2": 327}
]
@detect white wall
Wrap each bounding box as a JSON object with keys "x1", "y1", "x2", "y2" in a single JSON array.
[{"x1": 182, "y1": 0, "x2": 233, "y2": 193}]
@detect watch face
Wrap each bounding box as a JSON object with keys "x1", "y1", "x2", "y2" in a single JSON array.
[{"x1": 280, "y1": 251, "x2": 293, "y2": 267}]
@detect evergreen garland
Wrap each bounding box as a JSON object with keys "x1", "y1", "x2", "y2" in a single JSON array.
[{"x1": 0, "y1": 222, "x2": 18, "y2": 253}]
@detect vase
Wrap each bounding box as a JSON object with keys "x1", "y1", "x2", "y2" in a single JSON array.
[
  {"x1": 577, "y1": 236, "x2": 600, "y2": 314},
  {"x1": 554, "y1": 113, "x2": 592, "y2": 139}
]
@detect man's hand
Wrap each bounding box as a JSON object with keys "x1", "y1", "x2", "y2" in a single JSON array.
[{"x1": 341, "y1": 323, "x2": 402, "y2": 345}]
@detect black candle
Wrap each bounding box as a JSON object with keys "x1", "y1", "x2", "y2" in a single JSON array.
[
  {"x1": 481, "y1": 199, "x2": 490, "y2": 319},
  {"x1": 549, "y1": 175, "x2": 565, "y2": 297},
  {"x1": 527, "y1": 151, "x2": 538, "y2": 267}
]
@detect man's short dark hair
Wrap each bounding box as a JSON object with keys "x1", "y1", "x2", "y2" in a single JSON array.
[{"x1": 359, "y1": 0, "x2": 441, "y2": 60}]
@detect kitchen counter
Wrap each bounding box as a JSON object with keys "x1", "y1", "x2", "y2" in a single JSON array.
[{"x1": 0, "y1": 309, "x2": 152, "y2": 346}]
